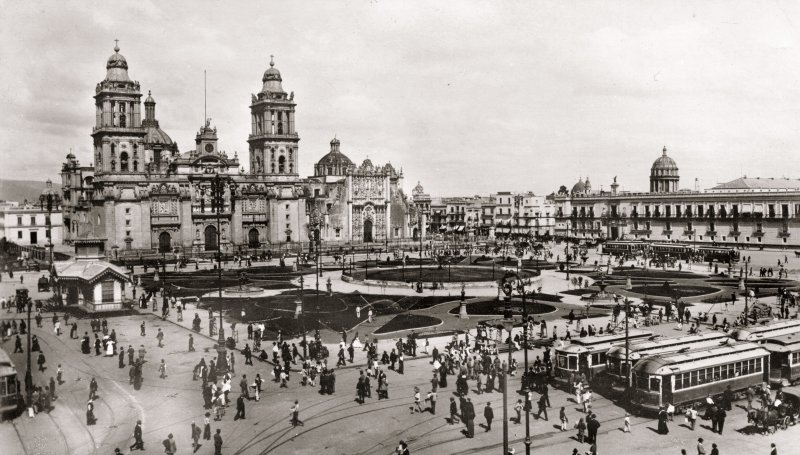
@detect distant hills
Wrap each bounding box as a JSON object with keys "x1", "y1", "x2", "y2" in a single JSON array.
[{"x1": 0, "y1": 179, "x2": 61, "y2": 205}]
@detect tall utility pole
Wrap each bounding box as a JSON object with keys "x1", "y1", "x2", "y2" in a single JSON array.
[{"x1": 210, "y1": 173, "x2": 238, "y2": 377}]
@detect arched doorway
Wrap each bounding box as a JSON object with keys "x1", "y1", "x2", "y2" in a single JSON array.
[
  {"x1": 248, "y1": 228, "x2": 260, "y2": 248},
  {"x1": 412, "y1": 227, "x2": 418, "y2": 241},
  {"x1": 158, "y1": 232, "x2": 171, "y2": 253},
  {"x1": 204, "y1": 225, "x2": 218, "y2": 251},
  {"x1": 363, "y1": 219, "x2": 373, "y2": 243}
]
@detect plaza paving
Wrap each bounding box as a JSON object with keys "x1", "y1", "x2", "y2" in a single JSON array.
[{"x1": 1, "y1": 246, "x2": 799, "y2": 454}]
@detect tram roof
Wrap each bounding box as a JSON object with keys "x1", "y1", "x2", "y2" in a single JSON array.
[
  {"x1": 607, "y1": 332, "x2": 731, "y2": 360},
  {"x1": 632, "y1": 342, "x2": 768, "y2": 375},
  {"x1": 556, "y1": 329, "x2": 653, "y2": 353},
  {"x1": 761, "y1": 333, "x2": 800, "y2": 352},
  {"x1": 731, "y1": 320, "x2": 800, "y2": 341}
]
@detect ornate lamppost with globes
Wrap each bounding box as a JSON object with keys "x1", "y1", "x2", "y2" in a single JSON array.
[{"x1": 209, "y1": 173, "x2": 238, "y2": 378}]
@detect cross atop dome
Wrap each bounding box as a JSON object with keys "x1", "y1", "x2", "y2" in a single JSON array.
[
  {"x1": 663, "y1": 145, "x2": 667, "y2": 156},
  {"x1": 270, "y1": 54, "x2": 275, "y2": 67},
  {"x1": 114, "y1": 39, "x2": 119, "y2": 53}
]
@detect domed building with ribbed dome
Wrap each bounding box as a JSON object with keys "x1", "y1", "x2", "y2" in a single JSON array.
[{"x1": 60, "y1": 45, "x2": 419, "y2": 256}]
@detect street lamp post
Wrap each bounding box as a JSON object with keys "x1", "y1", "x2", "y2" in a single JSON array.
[
  {"x1": 39, "y1": 179, "x2": 61, "y2": 302},
  {"x1": 210, "y1": 174, "x2": 238, "y2": 377},
  {"x1": 18, "y1": 289, "x2": 32, "y2": 409},
  {"x1": 521, "y1": 284, "x2": 532, "y2": 455},
  {"x1": 501, "y1": 296, "x2": 514, "y2": 455}
]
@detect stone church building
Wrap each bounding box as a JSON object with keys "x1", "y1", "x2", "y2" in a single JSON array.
[{"x1": 60, "y1": 45, "x2": 417, "y2": 256}]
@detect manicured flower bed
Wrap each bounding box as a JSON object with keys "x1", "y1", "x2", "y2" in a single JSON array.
[
  {"x1": 447, "y1": 299, "x2": 557, "y2": 316},
  {"x1": 373, "y1": 314, "x2": 443, "y2": 334},
  {"x1": 628, "y1": 284, "x2": 720, "y2": 299}
]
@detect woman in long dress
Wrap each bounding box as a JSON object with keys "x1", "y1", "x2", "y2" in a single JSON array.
[{"x1": 106, "y1": 339, "x2": 115, "y2": 357}]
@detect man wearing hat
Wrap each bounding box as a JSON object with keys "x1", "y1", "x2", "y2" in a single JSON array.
[{"x1": 130, "y1": 419, "x2": 144, "y2": 451}]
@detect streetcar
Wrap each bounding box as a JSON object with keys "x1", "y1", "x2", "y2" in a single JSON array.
[
  {"x1": 604, "y1": 332, "x2": 732, "y2": 393},
  {"x1": 630, "y1": 342, "x2": 770, "y2": 413},
  {"x1": 698, "y1": 246, "x2": 740, "y2": 264},
  {"x1": 761, "y1": 333, "x2": 800, "y2": 386},
  {"x1": 0, "y1": 348, "x2": 19, "y2": 415},
  {"x1": 553, "y1": 329, "x2": 653, "y2": 387},
  {"x1": 649, "y1": 243, "x2": 695, "y2": 261},
  {"x1": 731, "y1": 320, "x2": 800, "y2": 342},
  {"x1": 602, "y1": 241, "x2": 647, "y2": 257}
]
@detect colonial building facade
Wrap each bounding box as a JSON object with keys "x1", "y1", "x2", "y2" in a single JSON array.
[
  {"x1": 552, "y1": 147, "x2": 800, "y2": 247},
  {"x1": 59, "y1": 45, "x2": 417, "y2": 256}
]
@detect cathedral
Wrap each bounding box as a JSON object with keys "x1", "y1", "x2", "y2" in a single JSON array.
[{"x1": 60, "y1": 45, "x2": 418, "y2": 256}]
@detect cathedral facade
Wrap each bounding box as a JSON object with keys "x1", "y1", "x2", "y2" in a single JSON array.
[{"x1": 60, "y1": 45, "x2": 416, "y2": 256}]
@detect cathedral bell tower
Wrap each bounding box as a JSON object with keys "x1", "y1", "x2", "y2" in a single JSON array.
[
  {"x1": 91, "y1": 41, "x2": 146, "y2": 174},
  {"x1": 247, "y1": 56, "x2": 299, "y2": 177}
]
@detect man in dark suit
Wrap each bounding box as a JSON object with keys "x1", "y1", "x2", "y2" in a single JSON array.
[
  {"x1": 214, "y1": 429, "x2": 223, "y2": 455},
  {"x1": 484, "y1": 402, "x2": 494, "y2": 431},
  {"x1": 130, "y1": 420, "x2": 144, "y2": 451},
  {"x1": 235, "y1": 395, "x2": 245, "y2": 420}
]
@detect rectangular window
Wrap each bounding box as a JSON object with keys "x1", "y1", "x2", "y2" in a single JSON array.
[
  {"x1": 125, "y1": 219, "x2": 131, "y2": 226},
  {"x1": 17, "y1": 231, "x2": 22, "y2": 239},
  {"x1": 30, "y1": 216, "x2": 36, "y2": 225},
  {"x1": 101, "y1": 281, "x2": 115, "y2": 303},
  {"x1": 17, "y1": 216, "x2": 22, "y2": 225},
  {"x1": 125, "y1": 208, "x2": 131, "y2": 214}
]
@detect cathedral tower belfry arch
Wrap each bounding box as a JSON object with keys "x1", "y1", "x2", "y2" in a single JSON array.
[{"x1": 248, "y1": 56, "x2": 299, "y2": 177}]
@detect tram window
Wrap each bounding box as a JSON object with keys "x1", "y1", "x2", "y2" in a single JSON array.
[
  {"x1": 675, "y1": 374, "x2": 685, "y2": 390},
  {"x1": 569, "y1": 356, "x2": 577, "y2": 370},
  {"x1": 690, "y1": 371, "x2": 698, "y2": 386},
  {"x1": 0, "y1": 378, "x2": 5, "y2": 396},
  {"x1": 792, "y1": 352, "x2": 800, "y2": 364},
  {"x1": 636, "y1": 375, "x2": 648, "y2": 390},
  {"x1": 557, "y1": 355, "x2": 567, "y2": 369},
  {"x1": 698, "y1": 369, "x2": 707, "y2": 384},
  {"x1": 649, "y1": 377, "x2": 661, "y2": 392}
]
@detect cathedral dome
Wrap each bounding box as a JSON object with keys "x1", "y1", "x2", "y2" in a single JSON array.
[
  {"x1": 261, "y1": 56, "x2": 285, "y2": 93},
  {"x1": 317, "y1": 149, "x2": 353, "y2": 168},
  {"x1": 144, "y1": 125, "x2": 173, "y2": 145},
  {"x1": 571, "y1": 178, "x2": 586, "y2": 194},
  {"x1": 314, "y1": 137, "x2": 353, "y2": 176},
  {"x1": 105, "y1": 44, "x2": 131, "y2": 82},
  {"x1": 651, "y1": 146, "x2": 678, "y2": 173},
  {"x1": 412, "y1": 181, "x2": 425, "y2": 196}
]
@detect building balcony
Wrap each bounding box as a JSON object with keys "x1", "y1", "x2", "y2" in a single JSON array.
[
  {"x1": 662, "y1": 229, "x2": 673, "y2": 235},
  {"x1": 630, "y1": 229, "x2": 652, "y2": 235},
  {"x1": 729, "y1": 231, "x2": 741, "y2": 237},
  {"x1": 706, "y1": 230, "x2": 717, "y2": 236},
  {"x1": 684, "y1": 229, "x2": 696, "y2": 236},
  {"x1": 752, "y1": 230, "x2": 765, "y2": 237},
  {"x1": 778, "y1": 231, "x2": 791, "y2": 238}
]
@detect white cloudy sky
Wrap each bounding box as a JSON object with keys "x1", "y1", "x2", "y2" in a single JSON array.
[{"x1": 2, "y1": 1, "x2": 800, "y2": 196}]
